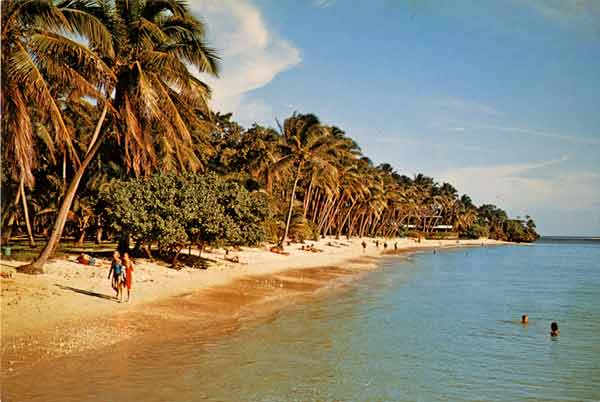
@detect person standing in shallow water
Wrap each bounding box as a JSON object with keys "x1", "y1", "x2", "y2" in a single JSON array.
[
  {"x1": 123, "y1": 252, "x2": 135, "y2": 303},
  {"x1": 551, "y1": 322, "x2": 559, "y2": 337},
  {"x1": 521, "y1": 315, "x2": 528, "y2": 324}
]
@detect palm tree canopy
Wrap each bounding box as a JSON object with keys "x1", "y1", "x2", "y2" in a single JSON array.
[{"x1": 2, "y1": 0, "x2": 114, "y2": 187}]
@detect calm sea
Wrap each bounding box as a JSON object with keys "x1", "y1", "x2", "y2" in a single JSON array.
[{"x1": 5, "y1": 239, "x2": 600, "y2": 401}]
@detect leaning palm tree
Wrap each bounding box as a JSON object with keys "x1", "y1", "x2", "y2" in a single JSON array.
[
  {"x1": 275, "y1": 114, "x2": 340, "y2": 246},
  {"x1": 1, "y1": 0, "x2": 114, "y2": 245},
  {"x1": 19, "y1": 0, "x2": 219, "y2": 273}
]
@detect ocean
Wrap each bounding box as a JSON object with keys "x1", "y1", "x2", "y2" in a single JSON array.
[{"x1": 5, "y1": 239, "x2": 600, "y2": 401}]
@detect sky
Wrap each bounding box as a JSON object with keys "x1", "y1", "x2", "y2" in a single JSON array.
[{"x1": 189, "y1": 0, "x2": 600, "y2": 236}]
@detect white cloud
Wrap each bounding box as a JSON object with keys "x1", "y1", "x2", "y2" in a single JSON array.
[
  {"x1": 524, "y1": 0, "x2": 600, "y2": 19},
  {"x1": 452, "y1": 124, "x2": 600, "y2": 145},
  {"x1": 517, "y1": 0, "x2": 600, "y2": 31},
  {"x1": 432, "y1": 97, "x2": 504, "y2": 118},
  {"x1": 438, "y1": 157, "x2": 600, "y2": 218},
  {"x1": 313, "y1": 0, "x2": 336, "y2": 8},
  {"x1": 189, "y1": 0, "x2": 301, "y2": 125}
]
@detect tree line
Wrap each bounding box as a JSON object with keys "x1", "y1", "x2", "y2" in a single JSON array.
[{"x1": 1, "y1": 0, "x2": 539, "y2": 273}]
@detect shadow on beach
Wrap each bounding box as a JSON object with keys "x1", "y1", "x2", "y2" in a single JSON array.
[{"x1": 55, "y1": 284, "x2": 116, "y2": 301}]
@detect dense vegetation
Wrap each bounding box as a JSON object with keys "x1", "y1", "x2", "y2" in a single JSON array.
[
  {"x1": 100, "y1": 173, "x2": 269, "y2": 261},
  {"x1": 1, "y1": 0, "x2": 538, "y2": 272}
]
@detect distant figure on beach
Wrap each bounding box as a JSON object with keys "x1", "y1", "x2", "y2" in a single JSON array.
[
  {"x1": 550, "y1": 322, "x2": 559, "y2": 337},
  {"x1": 383, "y1": 242, "x2": 388, "y2": 250},
  {"x1": 394, "y1": 242, "x2": 398, "y2": 250},
  {"x1": 375, "y1": 240, "x2": 379, "y2": 248},
  {"x1": 123, "y1": 253, "x2": 135, "y2": 303},
  {"x1": 521, "y1": 315, "x2": 528, "y2": 324},
  {"x1": 108, "y1": 251, "x2": 124, "y2": 302},
  {"x1": 361, "y1": 241, "x2": 367, "y2": 252}
]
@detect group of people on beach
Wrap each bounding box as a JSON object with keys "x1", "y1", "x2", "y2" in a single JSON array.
[
  {"x1": 362, "y1": 240, "x2": 399, "y2": 252},
  {"x1": 521, "y1": 314, "x2": 560, "y2": 337},
  {"x1": 108, "y1": 251, "x2": 134, "y2": 303}
]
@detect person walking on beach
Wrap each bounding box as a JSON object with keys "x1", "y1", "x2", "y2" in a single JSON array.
[
  {"x1": 361, "y1": 241, "x2": 367, "y2": 252},
  {"x1": 108, "y1": 251, "x2": 124, "y2": 302},
  {"x1": 123, "y1": 252, "x2": 135, "y2": 303}
]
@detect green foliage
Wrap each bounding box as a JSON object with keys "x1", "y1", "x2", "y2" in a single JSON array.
[
  {"x1": 99, "y1": 173, "x2": 270, "y2": 257},
  {"x1": 461, "y1": 223, "x2": 489, "y2": 239},
  {"x1": 504, "y1": 219, "x2": 540, "y2": 243}
]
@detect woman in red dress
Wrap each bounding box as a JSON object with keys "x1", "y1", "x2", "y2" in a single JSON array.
[{"x1": 123, "y1": 253, "x2": 135, "y2": 303}]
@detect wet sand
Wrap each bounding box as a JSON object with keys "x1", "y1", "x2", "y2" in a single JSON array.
[{"x1": 1, "y1": 260, "x2": 376, "y2": 380}]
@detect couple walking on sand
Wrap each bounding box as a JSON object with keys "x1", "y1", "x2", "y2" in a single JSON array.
[{"x1": 108, "y1": 251, "x2": 134, "y2": 303}]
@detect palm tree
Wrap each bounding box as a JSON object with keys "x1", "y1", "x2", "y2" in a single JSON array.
[
  {"x1": 2, "y1": 0, "x2": 114, "y2": 247},
  {"x1": 275, "y1": 114, "x2": 341, "y2": 246},
  {"x1": 19, "y1": 0, "x2": 219, "y2": 273},
  {"x1": 2, "y1": 0, "x2": 113, "y2": 185}
]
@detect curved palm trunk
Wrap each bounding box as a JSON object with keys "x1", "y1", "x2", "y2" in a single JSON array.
[
  {"x1": 336, "y1": 199, "x2": 357, "y2": 238},
  {"x1": 18, "y1": 104, "x2": 109, "y2": 274},
  {"x1": 280, "y1": 163, "x2": 302, "y2": 246},
  {"x1": 19, "y1": 175, "x2": 35, "y2": 247}
]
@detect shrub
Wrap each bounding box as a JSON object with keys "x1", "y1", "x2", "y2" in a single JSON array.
[{"x1": 99, "y1": 173, "x2": 270, "y2": 260}]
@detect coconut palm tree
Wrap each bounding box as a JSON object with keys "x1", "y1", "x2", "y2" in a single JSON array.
[
  {"x1": 275, "y1": 114, "x2": 343, "y2": 245},
  {"x1": 2, "y1": 0, "x2": 114, "y2": 247},
  {"x1": 19, "y1": 0, "x2": 220, "y2": 273},
  {"x1": 1, "y1": 0, "x2": 114, "y2": 187}
]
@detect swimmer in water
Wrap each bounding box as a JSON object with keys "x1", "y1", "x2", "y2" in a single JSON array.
[
  {"x1": 521, "y1": 315, "x2": 528, "y2": 324},
  {"x1": 550, "y1": 322, "x2": 559, "y2": 337}
]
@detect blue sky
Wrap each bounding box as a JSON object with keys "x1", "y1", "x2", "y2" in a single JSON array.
[{"x1": 191, "y1": 0, "x2": 600, "y2": 236}]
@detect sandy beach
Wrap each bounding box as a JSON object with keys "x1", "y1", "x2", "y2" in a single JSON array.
[{"x1": 1, "y1": 237, "x2": 506, "y2": 378}]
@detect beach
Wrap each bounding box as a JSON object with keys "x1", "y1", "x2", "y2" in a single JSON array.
[{"x1": 0, "y1": 237, "x2": 504, "y2": 380}]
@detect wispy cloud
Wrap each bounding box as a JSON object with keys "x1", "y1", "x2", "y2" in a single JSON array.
[
  {"x1": 312, "y1": 0, "x2": 336, "y2": 8},
  {"x1": 447, "y1": 124, "x2": 600, "y2": 145},
  {"x1": 374, "y1": 133, "x2": 488, "y2": 153},
  {"x1": 516, "y1": 0, "x2": 600, "y2": 31},
  {"x1": 190, "y1": 0, "x2": 301, "y2": 125},
  {"x1": 433, "y1": 97, "x2": 504, "y2": 118},
  {"x1": 438, "y1": 156, "x2": 600, "y2": 218}
]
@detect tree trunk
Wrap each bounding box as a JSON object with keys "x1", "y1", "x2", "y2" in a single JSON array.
[
  {"x1": 95, "y1": 226, "x2": 103, "y2": 244},
  {"x1": 280, "y1": 163, "x2": 302, "y2": 246},
  {"x1": 303, "y1": 179, "x2": 313, "y2": 218},
  {"x1": 171, "y1": 245, "x2": 183, "y2": 267},
  {"x1": 1, "y1": 187, "x2": 22, "y2": 245},
  {"x1": 19, "y1": 175, "x2": 36, "y2": 248},
  {"x1": 266, "y1": 169, "x2": 273, "y2": 194},
  {"x1": 17, "y1": 103, "x2": 109, "y2": 274},
  {"x1": 336, "y1": 199, "x2": 356, "y2": 239},
  {"x1": 62, "y1": 153, "x2": 67, "y2": 186},
  {"x1": 76, "y1": 230, "x2": 86, "y2": 246},
  {"x1": 142, "y1": 244, "x2": 153, "y2": 260}
]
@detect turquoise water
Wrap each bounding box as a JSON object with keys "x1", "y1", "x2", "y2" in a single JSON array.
[{"x1": 6, "y1": 241, "x2": 600, "y2": 401}]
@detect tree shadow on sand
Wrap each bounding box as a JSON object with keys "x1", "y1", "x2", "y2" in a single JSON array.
[{"x1": 55, "y1": 284, "x2": 116, "y2": 301}]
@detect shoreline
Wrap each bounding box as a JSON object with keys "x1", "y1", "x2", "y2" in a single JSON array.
[{"x1": 1, "y1": 237, "x2": 509, "y2": 378}]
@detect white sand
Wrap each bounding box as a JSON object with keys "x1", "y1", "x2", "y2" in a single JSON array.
[{"x1": 1, "y1": 237, "x2": 506, "y2": 339}]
